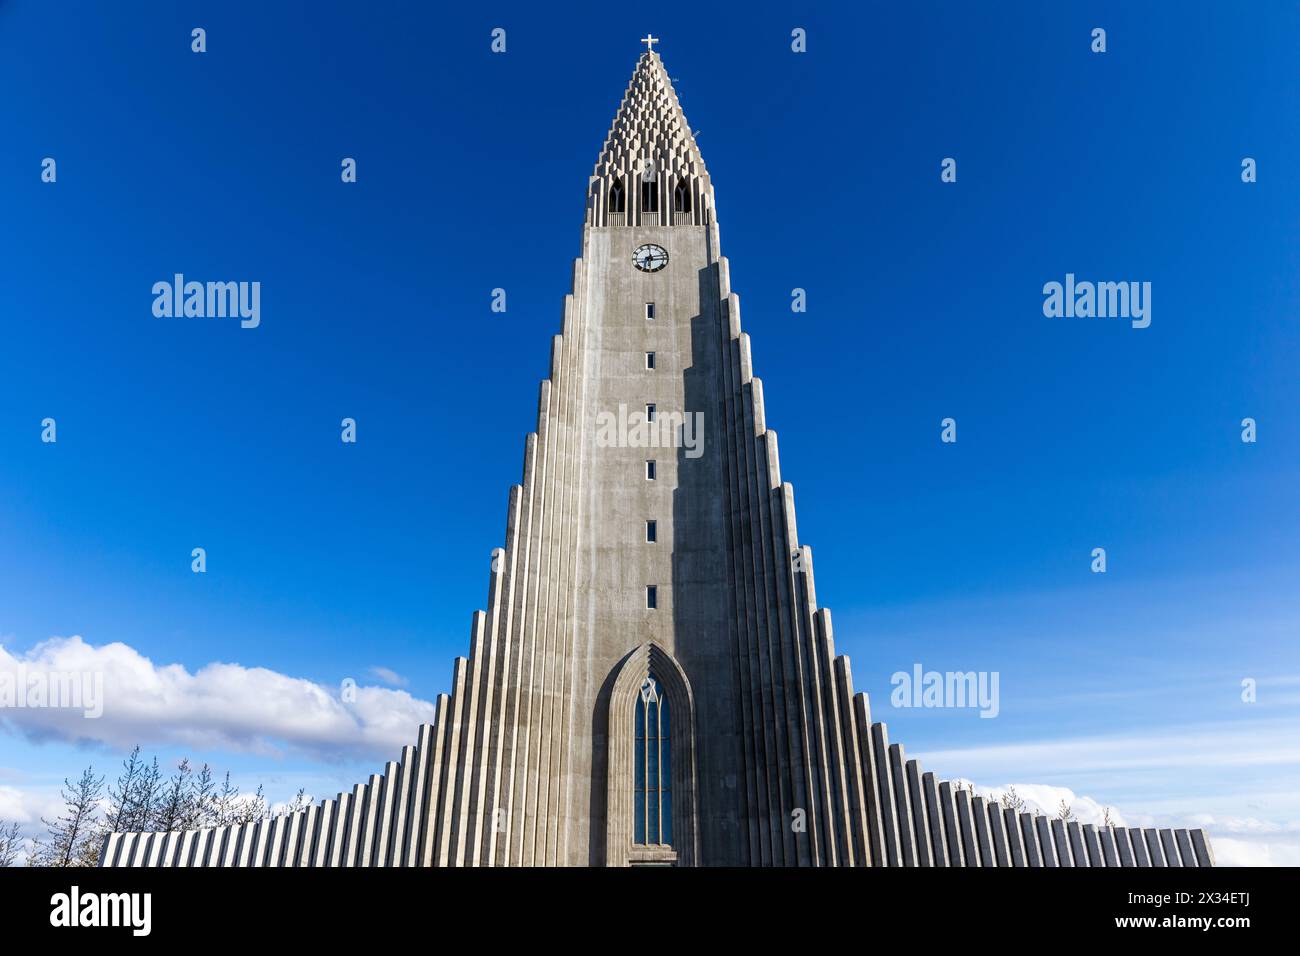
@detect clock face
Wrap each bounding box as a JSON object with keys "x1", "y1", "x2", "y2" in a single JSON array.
[{"x1": 632, "y1": 243, "x2": 669, "y2": 273}]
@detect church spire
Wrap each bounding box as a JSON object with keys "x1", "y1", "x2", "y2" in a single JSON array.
[{"x1": 587, "y1": 44, "x2": 714, "y2": 228}]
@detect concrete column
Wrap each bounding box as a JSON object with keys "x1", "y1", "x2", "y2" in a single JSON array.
[
  {"x1": 1018, "y1": 812, "x2": 1042, "y2": 867},
  {"x1": 194, "y1": 829, "x2": 214, "y2": 867},
  {"x1": 1144, "y1": 828, "x2": 1166, "y2": 866},
  {"x1": 296, "y1": 805, "x2": 318, "y2": 867},
  {"x1": 970, "y1": 796, "x2": 995, "y2": 867},
  {"x1": 388, "y1": 747, "x2": 415, "y2": 867},
  {"x1": 1159, "y1": 828, "x2": 1182, "y2": 866},
  {"x1": 266, "y1": 815, "x2": 286, "y2": 867},
  {"x1": 937, "y1": 782, "x2": 965, "y2": 866},
  {"x1": 176, "y1": 830, "x2": 197, "y2": 868},
  {"x1": 984, "y1": 801, "x2": 1009, "y2": 866},
  {"x1": 1050, "y1": 819, "x2": 1073, "y2": 866},
  {"x1": 1003, "y1": 807, "x2": 1026, "y2": 866},
  {"x1": 357, "y1": 774, "x2": 382, "y2": 867},
  {"x1": 1128, "y1": 827, "x2": 1151, "y2": 866},
  {"x1": 374, "y1": 760, "x2": 401, "y2": 867},
  {"x1": 328, "y1": 793, "x2": 352, "y2": 867},
  {"x1": 922, "y1": 772, "x2": 950, "y2": 866},
  {"x1": 1099, "y1": 826, "x2": 1121, "y2": 867},
  {"x1": 869, "y1": 723, "x2": 902, "y2": 865},
  {"x1": 955, "y1": 789, "x2": 981, "y2": 866},
  {"x1": 1035, "y1": 816, "x2": 1058, "y2": 866},
  {"x1": 345, "y1": 782, "x2": 369, "y2": 867},
  {"x1": 904, "y1": 759, "x2": 933, "y2": 866},
  {"x1": 313, "y1": 799, "x2": 336, "y2": 867},
  {"x1": 1190, "y1": 829, "x2": 1215, "y2": 867},
  {"x1": 1067, "y1": 821, "x2": 1087, "y2": 867},
  {"x1": 158, "y1": 832, "x2": 180, "y2": 867},
  {"x1": 888, "y1": 744, "x2": 918, "y2": 866},
  {"x1": 1082, "y1": 824, "x2": 1104, "y2": 867}
]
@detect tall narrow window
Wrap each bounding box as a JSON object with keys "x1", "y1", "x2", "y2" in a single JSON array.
[
  {"x1": 645, "y1": 351, "x2": 655, "y2": 370},
  {"x1": 645, "y1": 403, "x2": 656, "y2": 423},
  {"x1": 646, "y1": 519, "x2": 657, "y2": 542},
  {"x1": 633, "y1": 676, "x2": 672, "y2": 846},
  {"x1": 641, "y1": 180, "x2": 659, "y2": 212},
  {"x1": 673, "y1": 180, "x2": 691, "y2": 213},
  {"x1": 646, "y1": 585, "x2": 658, "y2": 609},
  {"x1": 609, "y1": 178, "x2": 626, "y2": 213},
  {"x1": 645, "y1": 302, "x2": 655, "y2": 320},
  {"x1": 645, "y1": 460, "x2": 657, "y2": 480}
]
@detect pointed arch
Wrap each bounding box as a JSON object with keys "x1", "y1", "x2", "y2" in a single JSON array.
[
  {"x1": 673, "y1": 179, "x2": 691, "y2": 213},
  {"x1": 605, "y1": 642, "x2": 698, "y2": 866},
  {"x1": 608, "y1": 177, "x2": 626, "y2": 214}
]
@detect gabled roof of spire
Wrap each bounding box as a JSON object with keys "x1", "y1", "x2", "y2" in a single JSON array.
[{"x1": 593, "y1": 51, "x2": 708, "y2": 184}]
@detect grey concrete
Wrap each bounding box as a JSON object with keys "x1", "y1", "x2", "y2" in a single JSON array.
[
  {"x1": 937, "y1": 782, "x2": 965, "y2": 866},
  {"x1": 1160, "y1": 828, "x2": 1182, "y2": 866}
]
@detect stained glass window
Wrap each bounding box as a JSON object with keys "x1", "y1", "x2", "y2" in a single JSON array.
[{"x1": 633, "y1": 675, "x2": 672, "y2": 846}]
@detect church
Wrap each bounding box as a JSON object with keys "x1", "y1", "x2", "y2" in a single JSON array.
[{"x1": 101, "y1": 42, "x2": 1214, "y2": 869}]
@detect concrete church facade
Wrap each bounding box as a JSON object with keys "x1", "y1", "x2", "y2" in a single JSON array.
[{"x1": 102, "y1": 44, "x2": 1214, "y2": 869}]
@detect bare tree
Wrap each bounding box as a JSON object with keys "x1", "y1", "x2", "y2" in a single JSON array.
[
  {"x1": 153, "y1": 758, "x2": 194, "y2": 833},
  {"x1": 0, "y1": 821, "x2": 22, "y2": 867},
  {"x1": 130, "y1": 756, "x2": 162, "y2": 831},
  {"x1": 1057, "y1": 799, "x2": 1075, "y2": 822},
  {"x1": 30, "y1": 767, "x2": 104, "y2": 867},
  {"x1": 1102, "y1": 806, "x2": 1115, "y2": 828},
  {"x1": 105, "y1": 746, "x2": 145, "y2": 833},
  {"x1": 1000, "y1": 786, "x2": 1025, "y2": 812},
  {"x1": 212, "y1": 771, "x2": 242, "y2": 827},
  {"x1": 234, "y1": 784, "x2": 270, "y2": 825},
  {"x1": 279, "y1": 788, "x2": 311, "y2": 817},
  {"x1": 189, "y1": 763, "x2": 216, "y2": 830}
]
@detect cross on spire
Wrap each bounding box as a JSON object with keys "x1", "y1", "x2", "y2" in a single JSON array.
[{"x1": 641, "y1": 34, "x2": 659, "y2": 52}]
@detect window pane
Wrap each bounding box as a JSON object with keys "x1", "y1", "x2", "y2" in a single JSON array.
[
  {"x1": 647, "y1": 719, "x2": 659, "y2": 781},
  {"x1": 661, "y1": 732, "x2": 671, "y2": 788},
  {"x1": 648, "y1": 793, "x2": 660, "y2": 844},
  {"x1": 662, "y1": 794, "x2": 673, "y2": 847},
  {"x1": 634, "y1": 790, "x2": 645, "y2": 844},
  {"x1": 635, "y1": 697, "x2": 645, "y2": 739}
]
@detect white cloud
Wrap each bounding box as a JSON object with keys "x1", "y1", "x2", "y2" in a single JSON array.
[
  {"x1": 0, "y1": 636, "x2": 436, "y2": 761},
  {"x1": 948, "y1": 779, "x2": 1126, "y2": 827},
  {"x1": 367, "y1": 665, "x2": 409, "y2": 688}
]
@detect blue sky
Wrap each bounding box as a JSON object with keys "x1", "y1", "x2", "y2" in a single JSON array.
[{"x1": 1, "y1": 1, "x2": 1298, "y2": 864}]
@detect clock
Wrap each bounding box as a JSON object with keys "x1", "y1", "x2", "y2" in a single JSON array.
[{"x1": 632, "y1": 243, "x2": 669, "y2": 273}]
